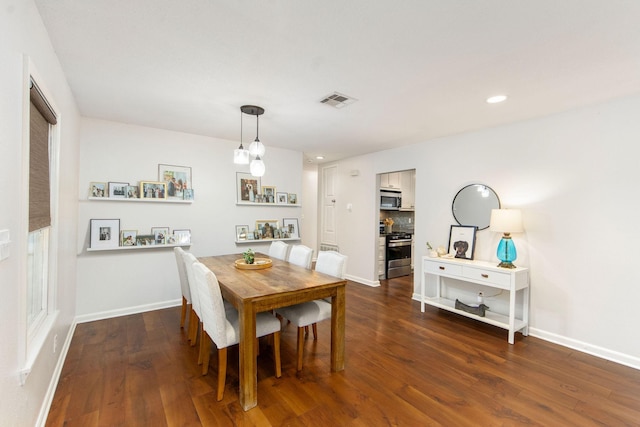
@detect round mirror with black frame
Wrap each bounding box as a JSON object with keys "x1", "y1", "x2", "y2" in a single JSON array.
[{"x1": 452, "y1": 184, "x2": 501, "y2": 230}]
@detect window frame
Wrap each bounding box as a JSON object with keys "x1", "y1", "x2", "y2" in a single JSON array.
[{"x1": 19, "y1": 59, "x2": 61, "y2": 384}]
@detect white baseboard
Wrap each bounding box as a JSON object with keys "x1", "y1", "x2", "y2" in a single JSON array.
[
  {"x1": 529, "y1": 327, "x2": 640, "y2": 371},
  {"x1": 345, "y1": 274, "x2": 380, "y2": 287},
  {"x1": 412, "y1": 293, "x2": 639, "y2": 371},
  {"x1": 36, "y1": 321, "x2": 77, "y2": 427},
  {"x1": 75, "y1": 299, "x2": 182, "y2": 324}
]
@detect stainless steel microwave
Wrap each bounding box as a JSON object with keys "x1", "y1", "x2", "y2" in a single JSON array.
[{"x1": 380, "y1": 190, "x2": 401, "y2": 210}]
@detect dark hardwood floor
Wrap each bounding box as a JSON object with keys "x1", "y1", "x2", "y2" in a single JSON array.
[{"x1": 46, "y1": 275, "x2": 640, "y2": 426}]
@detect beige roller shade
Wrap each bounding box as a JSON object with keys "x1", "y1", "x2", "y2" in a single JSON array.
[{"x1": 29, "y1": 80, "x2": 55, "y2": 232}]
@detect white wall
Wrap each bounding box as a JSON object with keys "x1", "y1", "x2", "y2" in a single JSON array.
[
  {"x1": 76, "y1": 118, "x2": 303, "y2": 319},
  {"x1": 0, "y1": 1, "x2": 80, "y2": 425},
  {"x1": 322, "y1": 94, "x2": 640, "y2": 369}
]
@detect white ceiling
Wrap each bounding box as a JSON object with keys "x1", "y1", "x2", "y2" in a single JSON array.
[{"x1": 35, "y1": 1, "x2": 640, "y2": 163}]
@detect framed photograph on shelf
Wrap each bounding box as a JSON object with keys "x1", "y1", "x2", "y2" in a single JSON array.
[
  {"x1": 276, "y1": 192, "x2": 288, "y2": 204},
  {"x1": 108, "y1": 181, "x2": 128, "y2": 199},
  {"x1": 236, "y1": 172, "x2": 261, "y2": 203},
  {"x1": 262, "y1": 186, "x2": 276, "y2": 203},
  {"x1": 236, "y1": 225, "x2": 249, "y2": 241},
  {"x1": 183, "y1": 189, "x2": 194, "y2": 200},
  {"x1": 90, "y1": 219, "x2": 120, "y2": 249},
  {"x1": 448, "y1": 225, "x2": 477, "y2": 260},
  {"x1": 89, "y1": 182, "x2": 107, "y2": 198},
  {"x1": 136, "y1": 234, "x2": 155, "y2": 246},
  {"x1": 255, "y1": 220, "x2": 278, "y2": 239},
  {"x1": 288, "y1": 193, "x2": 297, "y2": 204},
  {"x1": 159, "y1": 164, "x2": 192, "y2": 200},
  {"x1": 125, "y1": 185, "x2": 139, "y2": 199},
  {"x1": 173, "y1": 229, "x2": 191, "y2": 244},
  {"x1": 283, "y1": 218, "x2": 300, "y2": 239},
  {"x1": 121, "y1": 230, "x2": 137, "y2": 246},
  {"x1": 140, "y1": 181, "x2": 167, "y2": 199},
  {"x1": 151, "y1": 227, "x2": 169, "y2": 245}
]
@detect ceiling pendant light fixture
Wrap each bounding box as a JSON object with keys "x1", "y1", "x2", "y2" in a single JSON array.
[
  {"x1": 233, "y1": 107, "x2": 250, "y2": 164},
  {"x1": 240, "y1": 105, "x2": 266, "y2": 177}
]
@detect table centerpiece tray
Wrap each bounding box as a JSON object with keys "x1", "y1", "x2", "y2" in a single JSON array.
[{"x1": 234, "y1": 258, "x2": 273, "y2": 270}]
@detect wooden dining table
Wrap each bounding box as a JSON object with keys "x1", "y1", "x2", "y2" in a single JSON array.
[{"x1": 198, "y1": 253, "x2": 347, "y2": 411}]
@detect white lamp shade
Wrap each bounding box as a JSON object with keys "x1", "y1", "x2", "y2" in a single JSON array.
[
  {"x1": 250, "y1": 157, "x2": 265, "y2": 177},
  {"x1": 249, "y1": 139, "x2": 265, "y2": 158},
  {"x1": 489, "y1": 209, "x2": 523, "y2": 233},
  {"x1": 234, "y1": 147, "x2": 250, "y2": 164}
]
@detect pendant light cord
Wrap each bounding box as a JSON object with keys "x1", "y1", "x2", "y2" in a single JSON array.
[{"x1": 256, "y1": 113, "x2": 260, "y2": 142}]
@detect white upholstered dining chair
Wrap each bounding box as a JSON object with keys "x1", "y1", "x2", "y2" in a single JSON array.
[
  {"x1": 276, "y1": 250, "x2": 348, "y2": 371},
  {"x1": 182, "y1": 252, "x2": 203, "y2": 347},
  {"x1": 192, "y1": 262, "x2": 282, "y2": 401},
  {"x1": 268, "y1": 240, "x2": 289, "y2": 261},
  {"x1": 287, "y1": 244, "x2": 313, "y2": 269},
  {"x1": 174, "y1": 247, "x2": 191, "y2": 330}
]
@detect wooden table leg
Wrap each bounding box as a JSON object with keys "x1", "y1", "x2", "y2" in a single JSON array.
[
  {"x1": 330, "y1": 283, "x2": 346, "y2": 372},
  {"x1": 238, "y1": 301, "x2": 257, "y2": 410}
]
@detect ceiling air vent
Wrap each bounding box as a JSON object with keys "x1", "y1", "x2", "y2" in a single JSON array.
[{"x1": 320, "y1": 92, "x2": 357, "y2": 108}]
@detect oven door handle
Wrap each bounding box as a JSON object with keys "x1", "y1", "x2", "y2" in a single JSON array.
[{"x1": 388, "y1": 240, "x2": 412, "y2": 247}]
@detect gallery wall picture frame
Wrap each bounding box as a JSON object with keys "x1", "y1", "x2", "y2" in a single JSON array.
[
  {"x1": 136, "y1": 234, "x2": 155, "y2": 246},
  {"x1": 236, "y1": 225, "x2": 249, "y2": 241},
  {"x1": 173, "y1": 229, "x2": 191, "y2": 244},
  {"x1": 89, "y1": 182, "x2": 107, "y2": 198},
  {"x1": 151, "y1": 227, "x2": 170, "y2": 245},
  {"x1": 158, "y1": 164, "x2": 192, "y2": 200},
  {"x1": 262, "y1": 186, "x2": 276, "y2": 203},
  {"x1": 108, "y1": 181, "x2": 129, "y2": 198},
  {"x1": 236, "y1": 172, "x2": 261, "y2": 203},
  {"x1": 90, "y1": 219, "x2": 120, "y2": 249},
  {"x1": 140, "y1": 181, "x2": 167, "y2": 199},
  {"x1": 125, "y1": 185, "x2": 139, "y2": 198},
  {"x1": 255, "y1": 220, "x2": 279, "y2": 239},
  {"x1": 448, "y1": 225, "x2": 478, "y2": 260},
  {"x1": 283, "y1": 218, "x2": 300, "y2": 239},
  {"x1": 288, "y1": 193, "x2": 297, "y2": 204},
  {"x1": 276, "y1": 192, "x2": 288, "y2": 204},
  {"x1": 121, "y1": 230, "x2": 137, "y2": 246}
]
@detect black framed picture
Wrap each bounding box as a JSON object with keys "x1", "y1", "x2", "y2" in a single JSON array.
[{"x1": 448, "y1": 225, "x2": 477, "y2": 260}]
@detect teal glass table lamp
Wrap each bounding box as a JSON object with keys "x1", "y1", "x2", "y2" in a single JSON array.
[{"x1": 489, "y1": 209, "x2": 523, "y2": 268}]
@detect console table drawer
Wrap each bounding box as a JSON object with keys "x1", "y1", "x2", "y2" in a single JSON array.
[
  {"x1": 462, "y1": 266, "x2": 510, "y2": 288},
  {"x1": 424, "y1": 261, "x2": 463, "y2": 276}
]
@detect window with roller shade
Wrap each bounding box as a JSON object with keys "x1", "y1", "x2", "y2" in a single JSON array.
[{"x1": 27, "y1": 79, "x2": 56, "y2": 334}]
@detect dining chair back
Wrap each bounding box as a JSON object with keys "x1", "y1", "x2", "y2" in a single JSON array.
[
  {"x1": 193, "y1": 262, "x2": 230, "y2": 348},
  {"x1": 182, "y1": 252, "x2": 202, "y2": 346},
  {"x1": 268, "y1": 241, "x2": 289, "y2": 260},
  {"x1": 315, "y1": 251, "x2": 348, "y2": 279},
  {"x1": 174, "y1": 247, "x2": 191, "y2": 329},
  {"x1": 287, "y1": 245, "x2": 313, "y2": 269},
  {"x1": 192, "y1": 262, "x2": 282, "y2": 400}
]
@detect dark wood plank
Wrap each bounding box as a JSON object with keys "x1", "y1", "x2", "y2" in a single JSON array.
[{"x1": 46, "y1": 275, "x2": 640, "y2": 426}]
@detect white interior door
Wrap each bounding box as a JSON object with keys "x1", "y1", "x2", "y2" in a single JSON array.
[{"x1": 321, "y1": 165, "x2": 337, "y2": 245}]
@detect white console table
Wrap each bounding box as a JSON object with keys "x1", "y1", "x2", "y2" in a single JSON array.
[{"x1": 420, "y1": 256, "x2": 530, "y2": 344}]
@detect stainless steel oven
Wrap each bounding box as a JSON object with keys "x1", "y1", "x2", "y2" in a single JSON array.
[{"x1": 385, "y1": 232, "x2": 412, "y2": 279}]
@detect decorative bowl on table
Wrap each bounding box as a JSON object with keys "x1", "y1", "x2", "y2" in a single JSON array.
[{"x1": 234, "y1": 257, "x2": 273, "y2": 270}]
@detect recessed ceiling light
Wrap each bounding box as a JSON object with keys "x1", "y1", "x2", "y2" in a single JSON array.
[
  {"x1": 486, "y1": 95, "x2": 507, "y2": 104},
  {"x1": 316, "y1": 156, "x2": 324, "y2": 160}
]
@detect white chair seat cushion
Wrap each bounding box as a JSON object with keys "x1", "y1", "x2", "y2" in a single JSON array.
[
  {"x1": 275, "y1": 299, "x2": 332, "y2": 328},
  {"x1": 217, "y1": 307, "x2": 282, "y2": 348}
]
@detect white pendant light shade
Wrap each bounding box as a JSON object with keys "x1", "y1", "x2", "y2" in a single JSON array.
[
  {"x1": 249, "y1": 139, "x2": 265, "y2": 158},
  {"x1": 250, "y1": 156, "x2": 265, "y2": 177},
  {"x1": 234, "y1": 145, "x2": 250, "y2": 164}
]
